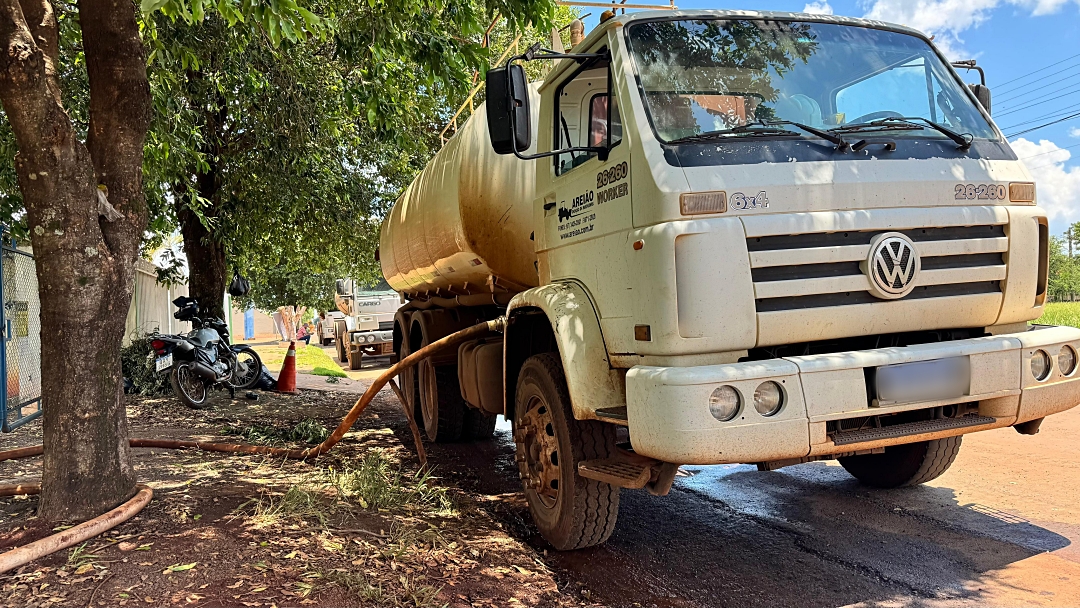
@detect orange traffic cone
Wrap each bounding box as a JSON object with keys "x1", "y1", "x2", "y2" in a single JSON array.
[{"x1": 277, "y1": 341, "x2": 299, "y2": 393}]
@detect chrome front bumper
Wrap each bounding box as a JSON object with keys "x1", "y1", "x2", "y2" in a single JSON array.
[{"x1": 625, "y1": 325, "x2": 1080, "y2": 465}]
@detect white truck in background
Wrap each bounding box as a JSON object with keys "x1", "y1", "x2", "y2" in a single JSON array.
[
  {"x1": 331, "y1": 279, "x2": 401, "y2": 369},
  {"x1": 378, "y1": 9, "x2": 1080, "y2": 551}
]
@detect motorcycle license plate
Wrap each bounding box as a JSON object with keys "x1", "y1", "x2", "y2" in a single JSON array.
[{"x1": 155, "y1": 353, "x2": 173, "y2": 372}]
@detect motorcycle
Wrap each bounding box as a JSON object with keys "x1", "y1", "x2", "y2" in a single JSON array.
[{"x1": 149, "y1": 296, "x2": 263, "y2": 409}]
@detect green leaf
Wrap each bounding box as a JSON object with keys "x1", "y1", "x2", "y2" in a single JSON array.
[
  {"x1": 164, "y1": 562, "x2": 197, "y2": 573},
  {"x1": 140, "y1": 0, "x2": 171, "y2": 14}
]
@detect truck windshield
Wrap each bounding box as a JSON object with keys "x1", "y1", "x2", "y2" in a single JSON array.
[{"x1": 624, "y1": 19, "x2": 998, "y2": 145}]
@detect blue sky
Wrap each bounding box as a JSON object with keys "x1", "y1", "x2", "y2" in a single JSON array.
[{"x1": 582, "y1": 0, "x2": 1080, "y2": 235}]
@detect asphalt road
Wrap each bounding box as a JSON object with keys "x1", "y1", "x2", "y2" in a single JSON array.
[{"x1": 431, "y1": 407, "x2": 1080, "y2": 608}]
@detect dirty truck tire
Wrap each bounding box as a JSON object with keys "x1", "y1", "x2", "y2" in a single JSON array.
[
  {"x1": 461, "y1": 408, "x2": 497, "y2": 441},
  {"x1": 515, "y1": 353, "x2": 619, "y2": 550},
  {"x1": 335, "y1": 321, "x2": 348, "y2": 362},
  {"x1": 839, "y1": 436, "x2": 962, "y2": 488},
  {"x1": 422, "y1": 365, "x2": 466, "y2": 443}
]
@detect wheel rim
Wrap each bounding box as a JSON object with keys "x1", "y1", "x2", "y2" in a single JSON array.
[
  {"x1": 516, "y1": 395, "x2": 561, "y2": 509},
  {"x1": 232, "y1": 352, "x2": 258, "y2": 387},
  {"x1": 177, "y1": 364, "x2": 207, "y2": 403}
]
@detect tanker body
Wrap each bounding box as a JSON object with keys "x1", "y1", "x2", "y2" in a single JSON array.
[
  {"x1": 380, "y1": 87, "x2": 540, "y2": 296},
  {"x1": 380, "y1": 9, "x2": 1080, "y2": 552}
]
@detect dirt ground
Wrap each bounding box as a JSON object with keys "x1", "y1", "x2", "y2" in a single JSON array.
[{"x1": 0, "y1": 386, "x2": 585, "y2": 608}]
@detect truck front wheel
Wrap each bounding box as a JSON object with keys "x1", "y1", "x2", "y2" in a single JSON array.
[
  {"x1": 334, "y1": 321, "x2": 348, "y2": 362},
  {"x1": 838, "y1": 436, "x2": 962, "y2": 488},
  {"x1": 514, "y1": 353, "x2": 619, "y2": 550}
]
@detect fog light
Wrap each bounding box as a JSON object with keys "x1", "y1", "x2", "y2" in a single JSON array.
[
  {"x1": 1059, "y1": 345, "x2": 1077, "y2": 376},
  {"x1": 753, "y1": 381, "x2": 784, "y2": 416},
  {"x1": 1031, "y1": 349, "x2": 1052, "y2": 381},
  {"x1": 709, "y1": 386, "x2": 740, "y2": 421}
]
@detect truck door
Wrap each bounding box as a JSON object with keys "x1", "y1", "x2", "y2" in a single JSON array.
[{"x1": 543, "y1": 50, "x2": 632, "y2": 254}]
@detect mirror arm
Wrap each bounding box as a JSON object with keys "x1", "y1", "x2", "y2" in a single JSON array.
[
  {"x1": 517, "y1": 42, "x2": 609, "y2": 63},
  {"x1": 951, "y1": 60, "x2": 986, "y2": 86},
  {"x1": 512, "y1": 146, "x2": 607, "y2": 162}
]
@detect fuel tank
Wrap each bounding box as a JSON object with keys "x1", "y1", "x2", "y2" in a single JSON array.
[{"x1": 379, "y1": 86, "x2": 541, "y2": 297}]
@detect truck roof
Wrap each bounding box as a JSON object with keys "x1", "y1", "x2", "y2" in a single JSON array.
[{"x1": 543, "y1": 8, "x2": 931, "y2": 90}]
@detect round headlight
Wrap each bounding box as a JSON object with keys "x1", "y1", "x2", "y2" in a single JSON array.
[
  {"x1": 708, "y1": 386, "x2": 741, "y2": 422},
  {"x1": 1031, "y1": 349, "x2": 1052, "y2": 381},
  {"x1": 753, "y1": 381, "x2": 784, "y2": 416},
  {"x1": 366, "y1": 334, "x2": 376, "y2": 343},
  {"x1": 1059, "y1": 345, "x2": 1077, "y2": 376}
]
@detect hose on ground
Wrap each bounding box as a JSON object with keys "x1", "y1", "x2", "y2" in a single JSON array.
[
  {"x1": 0, "y1": 485, "x2": 152, "y2": 574},
  {"x1": 0, "y1": 318, "x2": 502, "y2": 573}
]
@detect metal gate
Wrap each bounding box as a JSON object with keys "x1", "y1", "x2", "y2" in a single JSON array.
[{"x1": 0, "y1": 231, "x2": 41, "y2": 432}]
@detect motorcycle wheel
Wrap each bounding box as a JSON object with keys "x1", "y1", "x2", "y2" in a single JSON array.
[
  {"x1": 170, "y1": 363, "x2": 209, "y2": 409},
  {"x1": 230, "y1": 347, "x2": 263, "y2": 390}
]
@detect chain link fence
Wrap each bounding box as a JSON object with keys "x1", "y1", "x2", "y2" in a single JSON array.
[{"x1": 0, "y1": 234, "x2": 41, "y2": 432}]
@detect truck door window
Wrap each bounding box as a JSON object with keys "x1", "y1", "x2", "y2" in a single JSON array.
[
  {"x1": 588, "y1": 93, "x2": 622, "y2": 147},
  {"x1": 555, "y1": 56, "x2": 621, "y2": 175}
]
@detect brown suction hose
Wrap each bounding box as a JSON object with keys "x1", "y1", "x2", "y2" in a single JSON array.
[
  {"x1": 0, "y1": 485, "x2": 152, "y2": 574},
  {"x1": 0, "y1": 318, "x2": 502, "y2": 572}
]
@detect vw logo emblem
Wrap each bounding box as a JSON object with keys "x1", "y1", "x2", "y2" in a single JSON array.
[{"x1": 864, "y1": 232, "x2": 921, "y2": 299}]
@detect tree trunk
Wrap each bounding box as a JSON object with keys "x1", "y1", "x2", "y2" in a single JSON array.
[
  {"x1": 177, "y1": 200, "x2": 228, "y2": 320},
  {"x1": 175, "y1": 89, "x2": 230, "y2": 321},
  {"x1": 0, "y1": 0, "x2": 150, "y2": 521}
]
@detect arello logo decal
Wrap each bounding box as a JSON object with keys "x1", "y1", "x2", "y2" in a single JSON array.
[{"x1": 864, "y1": 232, "x2": 921, "y2": 299}]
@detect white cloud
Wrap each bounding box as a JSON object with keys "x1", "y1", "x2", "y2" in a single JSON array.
[
  {"x1": 1070, "y1": 127, "x2": 1080, "y2": 138},
  {"x1": 803, "y1": 2, "x2": 834, "y2": 14},
  {"x1": 860, "y1": 0, "x2": 1080, "y2": 59},
  {"x1": 1011, "y1": 138, "x2": 1080, "y2": 224}
]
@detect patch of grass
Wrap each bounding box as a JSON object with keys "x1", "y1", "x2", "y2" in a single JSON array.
[
  {"x1": 311, "y1": 365, "x2": 347, "y2": 378},
  {"x1": 248, "y1": 343, "x2": 345, "y2": 375},
  {"x1": 329, "y1": 450, "x2": 456, "y2": 515},
  {"x1": 249, "y1": 484, "x2": 333, "y2": 528},
  {"x1": 67, "y1": 542, "x2": 99, "y2": 569},
  {"x1": 1037, "y1": 302, "x2": 1080, "y2": 328},
  {"x1": 323, "y1": 569, "x2": 440, "y2": 607},
  {"x1": 222, "y1": 418, "x2": 329, "y2": 445}
]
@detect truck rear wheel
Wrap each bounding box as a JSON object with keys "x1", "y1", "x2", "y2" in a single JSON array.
[
  {"x1": 335, "y1": 321, "x2": 348, "y2": 363},
  {"x1": 461, "y1": 408, "x2": 497, "y2": 440},
  {"x1": 514, "y1": 353, "x2": 619, "y2": 550},
  {"x1": 838, "y1": 436, "x2": 962, "y2": 488},
  {"x1": 419, "y1": 363, "x2": 466, "y2": 442}
]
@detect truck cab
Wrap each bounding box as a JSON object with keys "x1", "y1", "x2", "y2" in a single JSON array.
[
  {"x1": 332, "y1": 280, "x2": 401, "y2": 369},
  {"x1": 383, "y1": 9, "x2": 1078, "y2": 552}
]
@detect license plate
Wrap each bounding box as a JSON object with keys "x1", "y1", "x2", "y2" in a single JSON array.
[
  {"x1": 155, "y1": 353, "x2": 173, "y2": 372},
  {"x1": 875, "y1": 356, "x2": 970, "y2": 405}
]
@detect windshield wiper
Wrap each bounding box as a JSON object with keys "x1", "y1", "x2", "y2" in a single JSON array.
[
  {"x1": 667, "y1": 120, "x2": 848, "y2": 150},
  {"x1": 831, "y1": 117, "x2": 973, "y2": 150},
  {"x1": 666, "y1": 126, "x2": 801, "y2": 145},
  {"x1": 758, "y1": 120, "x2": 848, "y2": 150}
]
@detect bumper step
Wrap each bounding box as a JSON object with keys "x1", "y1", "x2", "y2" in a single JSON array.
[
  {"x1": 831, "y1": 414, "x2": 997, "y2": 446},
  {"x1": 578, "y1": 449, "x2": 660, "y2": 489}
]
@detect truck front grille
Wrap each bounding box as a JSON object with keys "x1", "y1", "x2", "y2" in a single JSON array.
[{"x1": 748, "y1": 224, "x2": 1007, "y2": 313}]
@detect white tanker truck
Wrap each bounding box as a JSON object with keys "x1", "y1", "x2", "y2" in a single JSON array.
[{"x1": 379, "y1": 9, "x2": 1080, "y2": 550}]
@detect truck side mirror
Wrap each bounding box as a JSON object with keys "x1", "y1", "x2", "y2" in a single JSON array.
[
  {"x1": 486, "y1": 65, "x2": 531, "y2": 155},
  {"x1": 335, "y1": 279, "x2": 347, "y2": 296},
  {"x1": 969, "y1": 83, "x2": 991, "y2": 115}
]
